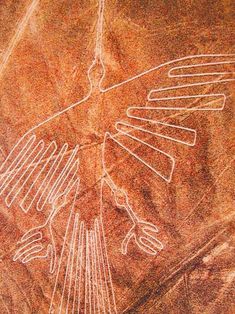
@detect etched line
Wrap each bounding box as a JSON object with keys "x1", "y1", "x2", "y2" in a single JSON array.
[{"x1": 0, "y1": 0, "x2": 40, "y2": 79}]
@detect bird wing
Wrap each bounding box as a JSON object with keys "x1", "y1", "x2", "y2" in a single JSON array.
[
  {"x1": 103, "y1": 54, "x2": 235, "y2": 182},
  {"x1": 0, "y1": 131, "x2": 80, "y2": 213}
]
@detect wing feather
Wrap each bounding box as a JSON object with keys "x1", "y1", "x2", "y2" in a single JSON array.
[{"x1": 106, "y1": 54, "x2": 235, "y2": 182}]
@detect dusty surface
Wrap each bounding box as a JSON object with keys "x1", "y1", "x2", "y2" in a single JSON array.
[{"x1": 0, "y1": 0, "x2": 235, "y2": 313}]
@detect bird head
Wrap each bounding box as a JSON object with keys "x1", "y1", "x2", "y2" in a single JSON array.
[{"x1": 87, "y1": 56, "x2": 105, "y2": 92}]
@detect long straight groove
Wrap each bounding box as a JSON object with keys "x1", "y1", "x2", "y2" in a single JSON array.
[
  {"x1": 0, "y1": 0, "x2": 39, "y2": 79},
  {"x1": 59, "y1": 213, "x2": 78, "y2": 314},
  {"x1": 88, "y1": 231, "x2": 92, "y2": 314},
  {"x1": 50, "y1": 181, "x2": 80, "y2": 313},
  {"x1": 96, "y1": 219, "x2": 111, "y2": 313},
  {"x1": 66, "y1": 214, "x2": 79, "y2": 313},
  {"x1": 100, "y1": 218, "x2": 117, "y2": 313},
  {"x1": 90, "y1": 231, "x2": 95, "y2": 314},
  {"x1": 72, "y1": 220, "x2": 83, "y2": 314},
  {"x1": 94, "y1": 219, "x2": 106, "y2": 313},
  {"x1": 85, "y1": 230, "x2": 89, "y2": 314},
  {"x1": 77, "y1": 221, "x2": 85, "y2": 314}
]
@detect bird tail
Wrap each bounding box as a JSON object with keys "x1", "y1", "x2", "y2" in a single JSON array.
[{"x1": 49, "y1": 213, "x2": 117, "y2": 314}]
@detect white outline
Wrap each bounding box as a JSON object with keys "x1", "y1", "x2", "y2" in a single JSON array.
[
  {"x1": 0, "y1": 0, "x2": 234, "y2": 313},
  {"x1": 47, "y1": 182, "x2": 118, "y2": 313},
  {"x1": 0, "y1": 0, "x2": 39, "y2": 79},
  {"x1": 13, "y1": 174, "x2": 80, "y2": 275}
]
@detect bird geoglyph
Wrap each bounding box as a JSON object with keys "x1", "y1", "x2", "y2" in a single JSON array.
[{"x1": 0, "y1": 0, "x2": 234, "y2": 312}]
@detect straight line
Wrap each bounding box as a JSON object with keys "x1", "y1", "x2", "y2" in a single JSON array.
[{"x1": 0, "y1": 0, "x2": 39, "y2": 79}]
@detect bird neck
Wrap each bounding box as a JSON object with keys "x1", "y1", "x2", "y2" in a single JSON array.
[{"x1": 87, "y1": 0, "x2": 105, "y2": 93}]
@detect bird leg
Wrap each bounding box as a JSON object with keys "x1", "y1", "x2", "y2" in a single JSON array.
[
  {"x1": 103, "y1": 175, "x2": 164, "y2": 256},
  {"x1": 103, "y1": 175, "x2": 138, "y2": 223}
]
